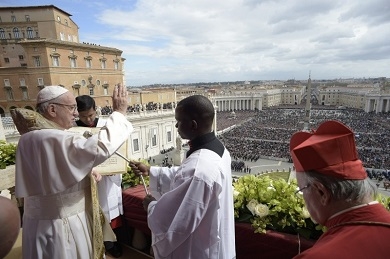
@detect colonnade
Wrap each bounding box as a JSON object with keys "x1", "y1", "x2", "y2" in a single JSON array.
[
  {"x1": 365, "y1": 95, "x2": 390, "y2": 113},
  {"x1": 212, "y1": 95, "x2": 262, "y2": 111}
]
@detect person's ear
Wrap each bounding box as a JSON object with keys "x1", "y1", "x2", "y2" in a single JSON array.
[
  {"x1": 312, "y1": 181, "x2": 331, "y2": 206},
  {"x1": 47, "y1": 104, "x2": 57, "y2": 117},
  {"x1": 191, "y1": 120, "x2": 198, "y2": 130}
]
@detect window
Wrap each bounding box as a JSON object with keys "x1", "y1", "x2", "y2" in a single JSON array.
[
  {"x1": 19, "y1": 55, "x2": 24, "y2": 60},
  {"x1": 19, "y1": 78, "x2": 26, "y2": 86},
  {"x1": 52, "y1": 56, "x2": 59, "y2": 66},
  {"x1": 102, "y1": 83, "x2": 109, "y2": 95},
  {"x1": 13, "y1": 27, "x2": 20, "y2": 39},
  {"x1": 21, "y1": 88, "x2": 28, "y2": 100},
  {"x1": 70, "y1": 57, "x2": 76, "y2": 68},
  {"x1": 4, "y1": 79, "x2": 10, "y2": 87},
  {"x1": 33, "y1": 56, "x2": 41, "y2": 67},
  {"x1": 151, "y1": 128, "x2": 157, "y2": 146},
  {"x1": 25, "y1": 15, "x2": 30, "y2": 22},
  {"x1": 60, "y1": 32, "x2": 64, "y2": 40},
  {"x1": 133, "y1": 139, "x2": 139, "y2": 152},
  {"x1": 114, "y1": 61, "x2": 119, "y2": 70},
  {"x1": 26, "y1": 27, "x2": 34, "y2": 38},
  {"x1": 101, "y1": 60, "x2": 106, "y2": 69},
  {"x1": 57, "y1": 16, "x2": 61, "y2": 22},
  {"x1": 4, "y1": 57, "x2": 9, "y2": 63},
  {"x1": 65, "y1": 19, "x2": 68, "y2": 26},
  {"x1": 37, "y1": 78, "x2": 44, "y2": 86},
  {"x1": 5, "y1": 88, "x2": 13, "y2": 100},
  {"x1": 86, "y1": 59, "x2": 92, "y2": 68},
  {"x1": 11, "y1": 16, "x2": 16, "y2": 22},
  {"x1": 85, "y1": 55, "x2": 93, "y2": 68},
  {"x1": 89, "y1": 87, "x2": 94, "y2": 95},
  {"x1": 167, "y1": 130, "x2": 172, "y2": 142},
  {"x1": 0, "y1": 28, "x2": 5, "y2": 39}
]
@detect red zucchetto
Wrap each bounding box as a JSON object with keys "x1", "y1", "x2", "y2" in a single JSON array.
[{"x1": 290, "y1": 120, "x2": 367, "y2": 180}]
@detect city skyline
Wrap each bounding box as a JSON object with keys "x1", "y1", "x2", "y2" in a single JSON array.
[{"x1": 2, "y1": 0, "x2": 389, "y2": 86}]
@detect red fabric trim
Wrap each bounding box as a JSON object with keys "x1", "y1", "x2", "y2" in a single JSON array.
[{"x1": 110, "y1": 216, "x2": 123, "y2": 229}]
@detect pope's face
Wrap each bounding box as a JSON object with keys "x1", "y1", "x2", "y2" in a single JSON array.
[
  {"x1": 51, "y1": 92, "x2": 79, "y2": 129},
  {"x1": 78, "y1": 107, "x2": 97, "y2": 126}
]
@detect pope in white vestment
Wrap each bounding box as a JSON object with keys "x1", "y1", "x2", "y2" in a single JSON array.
[{"x1": 14, "y1": 85, "x2": 132, "y2": 259}]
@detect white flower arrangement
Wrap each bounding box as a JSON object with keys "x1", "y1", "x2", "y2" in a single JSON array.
[
  {"x1": 233, "y1": 174, "x2": 323, "y2": 239},
  {"x1": 246, "y1": 200, "x2": 270, "y2": 218},
  {"x1": 234, "y1": 174, "x2": 390, "y2": 240}
]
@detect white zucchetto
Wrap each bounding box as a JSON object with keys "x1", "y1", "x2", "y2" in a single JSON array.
[{"x1": 37, "y1": 86, "x2": 69, "y2": 104}]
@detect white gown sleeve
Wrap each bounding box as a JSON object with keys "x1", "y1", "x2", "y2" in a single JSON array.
[{"x1": 149, "y1": 166, "x2": 178, "y2": 199}]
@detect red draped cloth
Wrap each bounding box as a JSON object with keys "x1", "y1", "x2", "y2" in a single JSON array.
[
  {"x1": 235, "y1": 222, "x2": 315, "y2": 258},
  {"x1": 122, "y1": 185, "x2": 315, "y2": 258},
  {"x1": 122, "y1": 185, "x2": 151, "y2": 236}
]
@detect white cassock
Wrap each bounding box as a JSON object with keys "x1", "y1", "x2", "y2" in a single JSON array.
[
  {"x1": 97, "y1": 174, "x2": 123, "y2": 221},
  {"x1": 95, "y1": 118, "x2": 124, "y2": 222},
  {"x1": 147, "y1": 146, "x2": 236, "y2": 259},
  {"x1": 15, "y1": 112, "x2": 133, "y2": 259}
]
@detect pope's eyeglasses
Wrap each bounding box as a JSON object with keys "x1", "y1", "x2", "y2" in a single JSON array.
[{"x1": 51, "y1": 103, "x2": 78, "y2": 113}]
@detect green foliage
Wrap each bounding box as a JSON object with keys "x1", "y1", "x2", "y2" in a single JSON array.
[
  {"x1": 376, "y1": 193, "x2": 390, "y2": 210},
  {"x1": 122, "y1": 159, "x2": 150, "y2": 189},
  {"x1": 233, "y1": 174, "x2": 323, "y2": 240},
  {"x1": 0, "y1": 140, "x2": 17, "y2": 169},
  {"x1": 234, "y1": 174, "x2": 390, "y2": 240}
]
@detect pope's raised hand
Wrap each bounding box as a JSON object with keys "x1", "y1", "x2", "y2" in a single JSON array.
[{"x1": 112, "y1": 83, "x2": 128, "y2": 115}]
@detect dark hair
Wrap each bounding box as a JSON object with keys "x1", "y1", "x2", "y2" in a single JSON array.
[
  {"x1": 76, "y1": 95, "x2": 96, "y2": 112},
  {"x1": 177, "y1": 95, "x2": 215, "y2": 127}
]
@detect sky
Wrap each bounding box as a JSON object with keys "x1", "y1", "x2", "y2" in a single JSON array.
[{"x1": 2, "y1": 0, "x2": 390, "y2": 86}]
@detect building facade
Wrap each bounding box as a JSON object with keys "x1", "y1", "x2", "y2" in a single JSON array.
[{"x1": 0, "y1": 5, "x2": 125, "y2": 116}]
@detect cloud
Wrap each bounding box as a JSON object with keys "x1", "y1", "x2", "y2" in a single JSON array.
[
  {"x1": 2, "y1": 0, "x2": 389, "y2": 86},
  {"x1": 91, "y1": 0, "x2": 390, "y2": 85}
]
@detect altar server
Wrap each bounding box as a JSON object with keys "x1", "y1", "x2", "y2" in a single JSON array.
[{"x1": 130, "y1": 95, "x2": 236, "y2": 259}]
